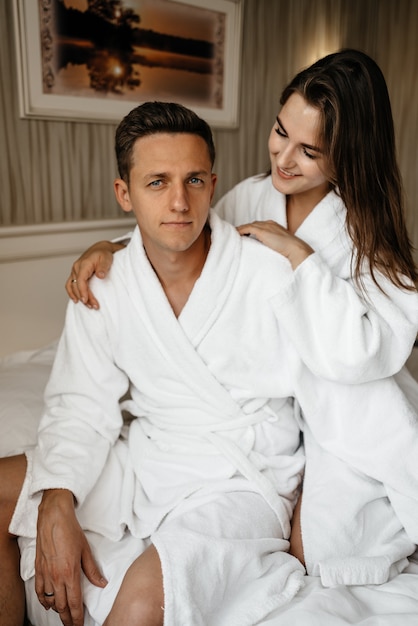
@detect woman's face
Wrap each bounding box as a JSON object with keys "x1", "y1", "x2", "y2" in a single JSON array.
[{"x1": 268, "y1": 92, "x2": 330, "y2": 200}]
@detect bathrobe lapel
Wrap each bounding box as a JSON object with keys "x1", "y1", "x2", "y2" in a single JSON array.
[
  {"x1": 125, "y1": 212, "x2": 245, "y2": 419},
  {"x1": 124, "y1": 212, "x2": 293, "y2": 535}
]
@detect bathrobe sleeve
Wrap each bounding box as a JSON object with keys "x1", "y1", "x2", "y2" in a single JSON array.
[
  {"x1": 215, "y1": 177, "x2": 418, "y2": 383},
  {"x1": 293, "y1": 359, "x2": 418, "y2": 517},
  {"x1": 268, "y1": 253, "x2": 418, "y2": 383},
  {"x1": 29, "y1": 299, "x2": 128, "y2": 506}
]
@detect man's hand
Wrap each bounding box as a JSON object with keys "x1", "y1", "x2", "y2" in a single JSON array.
[
  {"x1": 236, "y1": 221, "x2": 314, "y2": 270},
  {"x1": 65, "y1": 241, "x2": 125, "y2": 309},
  {"x1": 35, "y1": 489, "x2": 107, "y2": 626}
]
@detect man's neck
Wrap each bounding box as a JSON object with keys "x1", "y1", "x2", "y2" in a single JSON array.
[{"x1": 145, "y1": 225, "x2": 211, "y2": 317}]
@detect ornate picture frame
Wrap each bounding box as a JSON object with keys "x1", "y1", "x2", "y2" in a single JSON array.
[{"x1": 13, "y1": 0, "x2": 243, "y2": 128}]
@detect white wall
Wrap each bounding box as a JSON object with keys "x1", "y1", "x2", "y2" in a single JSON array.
[{"x1": 0, "y1": 219, "x2": 134, "y2": 357}]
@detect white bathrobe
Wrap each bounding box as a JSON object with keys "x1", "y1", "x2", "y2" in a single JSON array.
[
  {"x1": 215, "y1": 174, "x2": 418, "y2": 383},
  {"x1": 216, "y1": 175, "x2": 418, "y2": 587},
  {"x1": 11, "y1": 212, "x2": 418, "y2": 624},
  {"x1": 112, "y1": 175, "x2": 418, "y2": 383},
  {"x1": 13, "y1": 212, "x2": 308, "y2": 625}
]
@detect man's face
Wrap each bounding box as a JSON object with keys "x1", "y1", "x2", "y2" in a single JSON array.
[{"x1": 114, "y1": 133, "x2": 217, "y2": 258}]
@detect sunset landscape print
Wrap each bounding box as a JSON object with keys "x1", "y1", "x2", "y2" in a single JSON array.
[{"x1": 41, "y1": 0, "x2": 225, "y2": 109}]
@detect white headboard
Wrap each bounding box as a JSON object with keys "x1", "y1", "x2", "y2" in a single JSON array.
[{"x1": 0, "y1": 218, "x2": 135, "y2": 358}]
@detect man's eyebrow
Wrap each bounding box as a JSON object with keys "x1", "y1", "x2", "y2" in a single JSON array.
[
  {"x1": 144, "y1": 172, "x2": 166, "y2": 179},
  {"x1": 276, "y1": 115, "x2": 323, "y2": 153},
  {"x1": 186, "y1": 169, "x2": 211, "y2": 178},
  {"x1": 144, "y1": 169, "x2": 211, "y2": 180}
]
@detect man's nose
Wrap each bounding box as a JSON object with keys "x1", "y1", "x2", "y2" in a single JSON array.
[{"x1": 170, "y1": 184, "x2": 189, "y2": 212}]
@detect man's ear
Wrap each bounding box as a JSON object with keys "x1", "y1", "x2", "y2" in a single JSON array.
[{"x1": 114, "y1": 178, "x2": 132, "y2": 213}]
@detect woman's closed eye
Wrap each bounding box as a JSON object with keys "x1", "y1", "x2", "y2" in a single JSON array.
[
  {"x1": 303, "y1": 148, "x2": 317, "y2": 160},
  {"x1": 274, "y1": 125, "x2": 287, "y2": 138}
]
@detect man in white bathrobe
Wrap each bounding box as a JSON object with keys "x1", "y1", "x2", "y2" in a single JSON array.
[
  {"x1": 2, "y1": 101, "x2": 308, "y2": 626},
  {"x1": 1, "y1": 101, "x2": 418, "y2": 626}
]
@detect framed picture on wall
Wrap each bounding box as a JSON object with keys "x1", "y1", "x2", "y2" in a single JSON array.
[{"x1": 13, "y1": 0, "x2": 243, "y2": 128}]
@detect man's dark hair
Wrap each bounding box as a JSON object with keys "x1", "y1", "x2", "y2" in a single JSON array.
[{"x1": 115, "y1": 101, "x2": 216, "y2": 183}]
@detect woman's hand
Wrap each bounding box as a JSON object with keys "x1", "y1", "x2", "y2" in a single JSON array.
[
  {"x1": 35, "y1": 489, "x2": 107, "y2": 626},
  {"x1": 237, "y1": 221, "x2": 314, "y2": 270},
  {"x1": 65, "y1": 241, "x2": 125, "y2": 309}
]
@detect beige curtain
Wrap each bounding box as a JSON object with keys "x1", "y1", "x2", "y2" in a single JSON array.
[
  {"x1": 0, "y1": 1, "x2": 119, "y2": 224},
  {"x1": 374, "y1": 0, "x2": 418, "y2": 253},
  {"x1": 1, "y1": 0, "x2": 417, "y2": 264}
]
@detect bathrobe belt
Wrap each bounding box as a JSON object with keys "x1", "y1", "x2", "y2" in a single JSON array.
[{"x1": 134, "y1": 405, "x2": 293, "y2": 539}]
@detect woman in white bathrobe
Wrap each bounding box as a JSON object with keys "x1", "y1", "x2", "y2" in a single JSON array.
[{"x1": 66, "y1": 49, "x2": 418, "y2": 386}]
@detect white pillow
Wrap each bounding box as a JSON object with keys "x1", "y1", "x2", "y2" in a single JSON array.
[{"x1": 0, "y1": 343, "x2": 56, "y2": 457}]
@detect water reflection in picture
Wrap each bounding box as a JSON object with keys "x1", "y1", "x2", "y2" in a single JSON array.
[{"x1": 41, "y1": 0, "x2": 224, "y2": 110}]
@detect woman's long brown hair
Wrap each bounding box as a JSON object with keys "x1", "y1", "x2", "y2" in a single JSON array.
[{"x1": 281, "y1": 49, "x2": 417, "y2": 291}]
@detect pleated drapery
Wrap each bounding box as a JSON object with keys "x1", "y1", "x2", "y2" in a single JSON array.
[{"x1": 1, "y1": 0, "x2": 417, "y2": 264}]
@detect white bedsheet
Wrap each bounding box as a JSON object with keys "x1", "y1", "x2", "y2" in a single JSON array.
[
  {"x1": 24, "y1": 559, "x2": 418, "y2": 626},
  {"x1": 2, "y1": 343, "x2": 418, "y2": 625},
  {"x1": 264, "y1": 559, "x2": 418, "y2": 625}
]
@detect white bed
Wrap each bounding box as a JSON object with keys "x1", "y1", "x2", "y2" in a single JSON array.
[
  {"x1": 2, "y1": 222, "x2": 418, "y2": 625},
  {"x1": 0, "y1": 340, "x2": 417, "y2": 625}
]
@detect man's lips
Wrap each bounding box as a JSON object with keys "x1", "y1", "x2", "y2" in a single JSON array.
[{"x1": 162, "y1": 221, "x2": 192, "y2": 226}]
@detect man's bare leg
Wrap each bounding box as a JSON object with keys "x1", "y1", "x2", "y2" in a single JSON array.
[
  {"x1": 103, "y1": 544, "x2": 164, "y2": 626},
  {"x1": 0, "y1": 454, "x2": 27, "y2": 626}
]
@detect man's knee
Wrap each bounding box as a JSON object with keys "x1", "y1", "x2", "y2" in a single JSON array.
[
  {"x1": 124, "y1": 595, "x2": 164, "y2": 626},
  {"x1": 105, "y1": 544, "x2": 164, "y2": 626},
  {"x1": 105, "y1": 593, "x2": 164, "y2": 626}
]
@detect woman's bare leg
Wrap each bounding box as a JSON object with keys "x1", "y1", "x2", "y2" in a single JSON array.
[
  {"x1": 103, "y1": 544, "x2": 164, "y2": 626},
  {"x1": 0, "y1": 454, "x2": 27, "y2": 626},
  {"x1": 289, "y1": 491, "x2": 305, "y2": 566}
]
